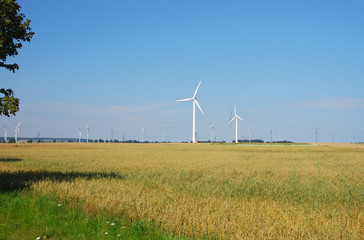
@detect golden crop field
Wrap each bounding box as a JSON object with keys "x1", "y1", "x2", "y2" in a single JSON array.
[{"x1": 1, "y1": 143, "x2": 363, "y2": 239}]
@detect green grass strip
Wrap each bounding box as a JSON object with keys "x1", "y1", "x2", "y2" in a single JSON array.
[{"x1": 0, "y1": 191, "x2": 187, "y2": 240}]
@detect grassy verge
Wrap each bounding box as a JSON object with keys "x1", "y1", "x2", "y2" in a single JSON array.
[{"x1": 0, "y1": 191, "x2": 185, "y2": 240}]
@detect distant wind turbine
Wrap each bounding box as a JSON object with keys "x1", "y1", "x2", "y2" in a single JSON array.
[
  {"x1": 15, "y1": 122, "x2": 21, "y2": 143},
  {"x1": 228, "y1": 105, "x2": 244, "y2": 143},
  {"x1": 3, "y1": 124, "x2": 7, "y2": 143},
  {"x1": 142, "y1": 127, "x2": 145, "y2": 143},
  {"x1": 78, "y1": 128, "x2": 82, "y2": 143},
  {"x1": 85, "y1": 124, "x2": 90, "y2": 143},
  {"x1": 210, "y1": 123, "x2": 215, "y2": 143},
  {"x1": 176, "y1": 81, "x2": 204, "y2": 143}
]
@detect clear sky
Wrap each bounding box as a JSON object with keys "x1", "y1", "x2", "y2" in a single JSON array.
[{"x1": 1, "y1": 0, "x2": 363, "y2": 143}]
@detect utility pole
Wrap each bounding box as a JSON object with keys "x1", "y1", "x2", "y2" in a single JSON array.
[
  {"x1": 162, "y1": 124, "x2": 165, "y2": 143},
  {"x1": 249, "y1": 126, "x2": 252, "y2": 144},
  {"x1": 279, "y1": 129, "x2": 281, "y2": 142}
]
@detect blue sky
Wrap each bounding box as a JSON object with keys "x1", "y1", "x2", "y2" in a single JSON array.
[{"x1": 1, "y1": 0, "x2": 363, "y2": 142}]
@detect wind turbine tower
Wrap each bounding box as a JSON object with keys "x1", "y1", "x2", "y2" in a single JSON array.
[
  {"x1": 210, "y1": 123, "x2": 215, "y2": 143},
  {"x1": 228, "y1": 105, "x2": 244, "y2": 144},
  {"x1": 78, "y1": 128, "x2": 82, "y2": 143},
  {"x1": 3, "y1": 124, "x2": 7, "y2": 143},
  {"x1": 315, "y1": 128, "x2": 318, "y2": 143},
  {"x1": 229, "y1": 105, "x2": 233, "y2": 143},
  {"x1": 176, "y1": 81, "x2": 204, "y2": 143},
  {"x1": 85, "y1": 124, "x2": 90, "y2": 143},
  {"x1": 142, "y1": 127, "x2": 145, "y2": 143},
  {"x1": 14, "y1": 122, "x2": 21, "y2": 143}
]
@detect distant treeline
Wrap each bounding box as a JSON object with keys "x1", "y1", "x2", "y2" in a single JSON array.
[{"x1": 1, "y1": 138, "x2": 293, "y2": 144}]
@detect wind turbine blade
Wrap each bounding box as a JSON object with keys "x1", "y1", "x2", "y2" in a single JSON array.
[
  {"x1": 234, "y1": 105, "x2": 236, "y2": 115},
  {"x1": 194, "y1": 99, "x2": 204, "y2": 114},
  {"x1": 228, "y1": 117, "x2": 236, "y2": 124},
  {"x1": 176, "y1": 98, "x2": 193, "y2": 102},
  {"x1": 236, "y1": 115, "x2": 244, "y2": 121},
  {"x1": 193, "y1": 81, "x2": 201, "y2": 98}
]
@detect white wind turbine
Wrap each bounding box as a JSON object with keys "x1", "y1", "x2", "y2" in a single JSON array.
[
  {"x1": 85, "y1": 124, "x2": 90, "y2": 143},
  {"x1": 78, "y1": 128, "x2": 82, "y2": 143},
  {"x1": 3, "y1": 124, "x2": 7, "y2": 143},
  {"x1": 176, "y1": 81, "x2": 204, "y2": 143},
  {"x1": 210, "y1": 123, "x2": 215, "y2": 143},
  {"x1": 15, "y1": 122, "x2": 21, "y2": 143},
  {"x1": 228, "y1": 105, "x2": 243, "y2": 143}
]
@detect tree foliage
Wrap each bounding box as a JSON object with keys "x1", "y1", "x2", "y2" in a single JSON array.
[
  {"x1": 0, "y1": 88, "x2": 19, "y2": 116},
  {"x1": 0, "y1": 0, "x2": 34, "y2": 116},
  {"x1": 0, "y1": 0, "x2": 34, "y2": 72}
]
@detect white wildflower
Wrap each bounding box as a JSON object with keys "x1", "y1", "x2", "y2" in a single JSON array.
[
  {"x1": 110, "y1": 222, "x2": 116, "y2": 226},
  {"x1": 36, "y1": 237, "x2": 40, "y2": 240},
  {"x1": 57, "y1": 204, "x2": 62, "y2": 207},
  {"x1": 105, "y1": 232, "x2": 108, "y2": 235}
]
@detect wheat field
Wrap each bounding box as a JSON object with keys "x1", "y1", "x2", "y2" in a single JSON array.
[{"x1": 0, "y1": 143, "x2": 363, "y2": 239}]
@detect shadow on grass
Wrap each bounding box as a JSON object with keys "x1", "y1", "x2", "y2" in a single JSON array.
[
  {"x1": 0, "y1": 170, "x2": 124, "y2": 192},
  {"x1": 0, "y1": 158, "x2": 22, "y2": 162}
]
